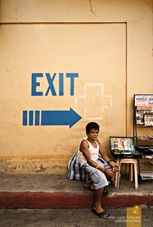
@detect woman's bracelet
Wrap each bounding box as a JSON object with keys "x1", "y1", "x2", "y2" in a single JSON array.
[
  {"x1": 96, "y1": 164, "x2": 100, "y2": 169},
  {"x1": 107, "y1": 160, "x2": 112, "y2": 165}
]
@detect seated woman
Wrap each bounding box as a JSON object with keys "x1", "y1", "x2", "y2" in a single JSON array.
[{"x1": 77, "y1": 122, "x2": 119, "y2": 219}]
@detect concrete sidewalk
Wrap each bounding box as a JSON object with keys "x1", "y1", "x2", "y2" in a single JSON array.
[
  {"x1": 0, "y1": 208, "x2": 152, "y2": 227},
  {"x1": 0, "y1": 174, "x2": 152, "y2": 209}
]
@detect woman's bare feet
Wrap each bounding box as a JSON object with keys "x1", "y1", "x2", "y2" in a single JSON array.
[{"x1": 93, "y1": 202, "x2": 104, "y2": 213}]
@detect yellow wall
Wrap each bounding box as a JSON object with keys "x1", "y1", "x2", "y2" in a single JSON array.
[{"x1": 0, "y1": 0, "x2": 152, "y2": 174}]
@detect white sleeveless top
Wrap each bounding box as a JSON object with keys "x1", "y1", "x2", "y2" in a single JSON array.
[{"x1": 77, "y1": 138, "x2": 99, "y2": 166}]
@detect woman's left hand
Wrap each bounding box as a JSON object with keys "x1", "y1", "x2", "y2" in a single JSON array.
[{"x1": 110, "y1": 161, "x2": 119, "y2": 169}]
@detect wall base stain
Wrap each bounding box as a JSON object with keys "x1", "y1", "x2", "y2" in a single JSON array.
[{"x1": 0, "y1": 158, "x2": 68, "y2": 174}]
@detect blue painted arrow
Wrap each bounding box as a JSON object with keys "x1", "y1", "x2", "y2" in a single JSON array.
[
  {"x1": 41, "y1": 108, "x2": 82, "y2": 128},
  {"x1": 23, "y1": 108, "x2": 82, "y2": 128}
]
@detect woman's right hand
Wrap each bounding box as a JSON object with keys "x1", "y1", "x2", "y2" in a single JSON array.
[{"x1": 105, "y1": 168, "x2": 114, "y2": 177}]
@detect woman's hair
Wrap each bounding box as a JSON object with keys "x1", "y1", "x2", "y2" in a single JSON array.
[{"x1": 86, "y1": 122, "x2": 99, "y2": 134}]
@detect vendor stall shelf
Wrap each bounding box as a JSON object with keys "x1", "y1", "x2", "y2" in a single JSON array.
[
  {"x1": 133, "y1": 94, "x2": 153, "y2": 181},
  {"x1": 110, "y1": 136, "x2": 142, "y2": 189}
]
